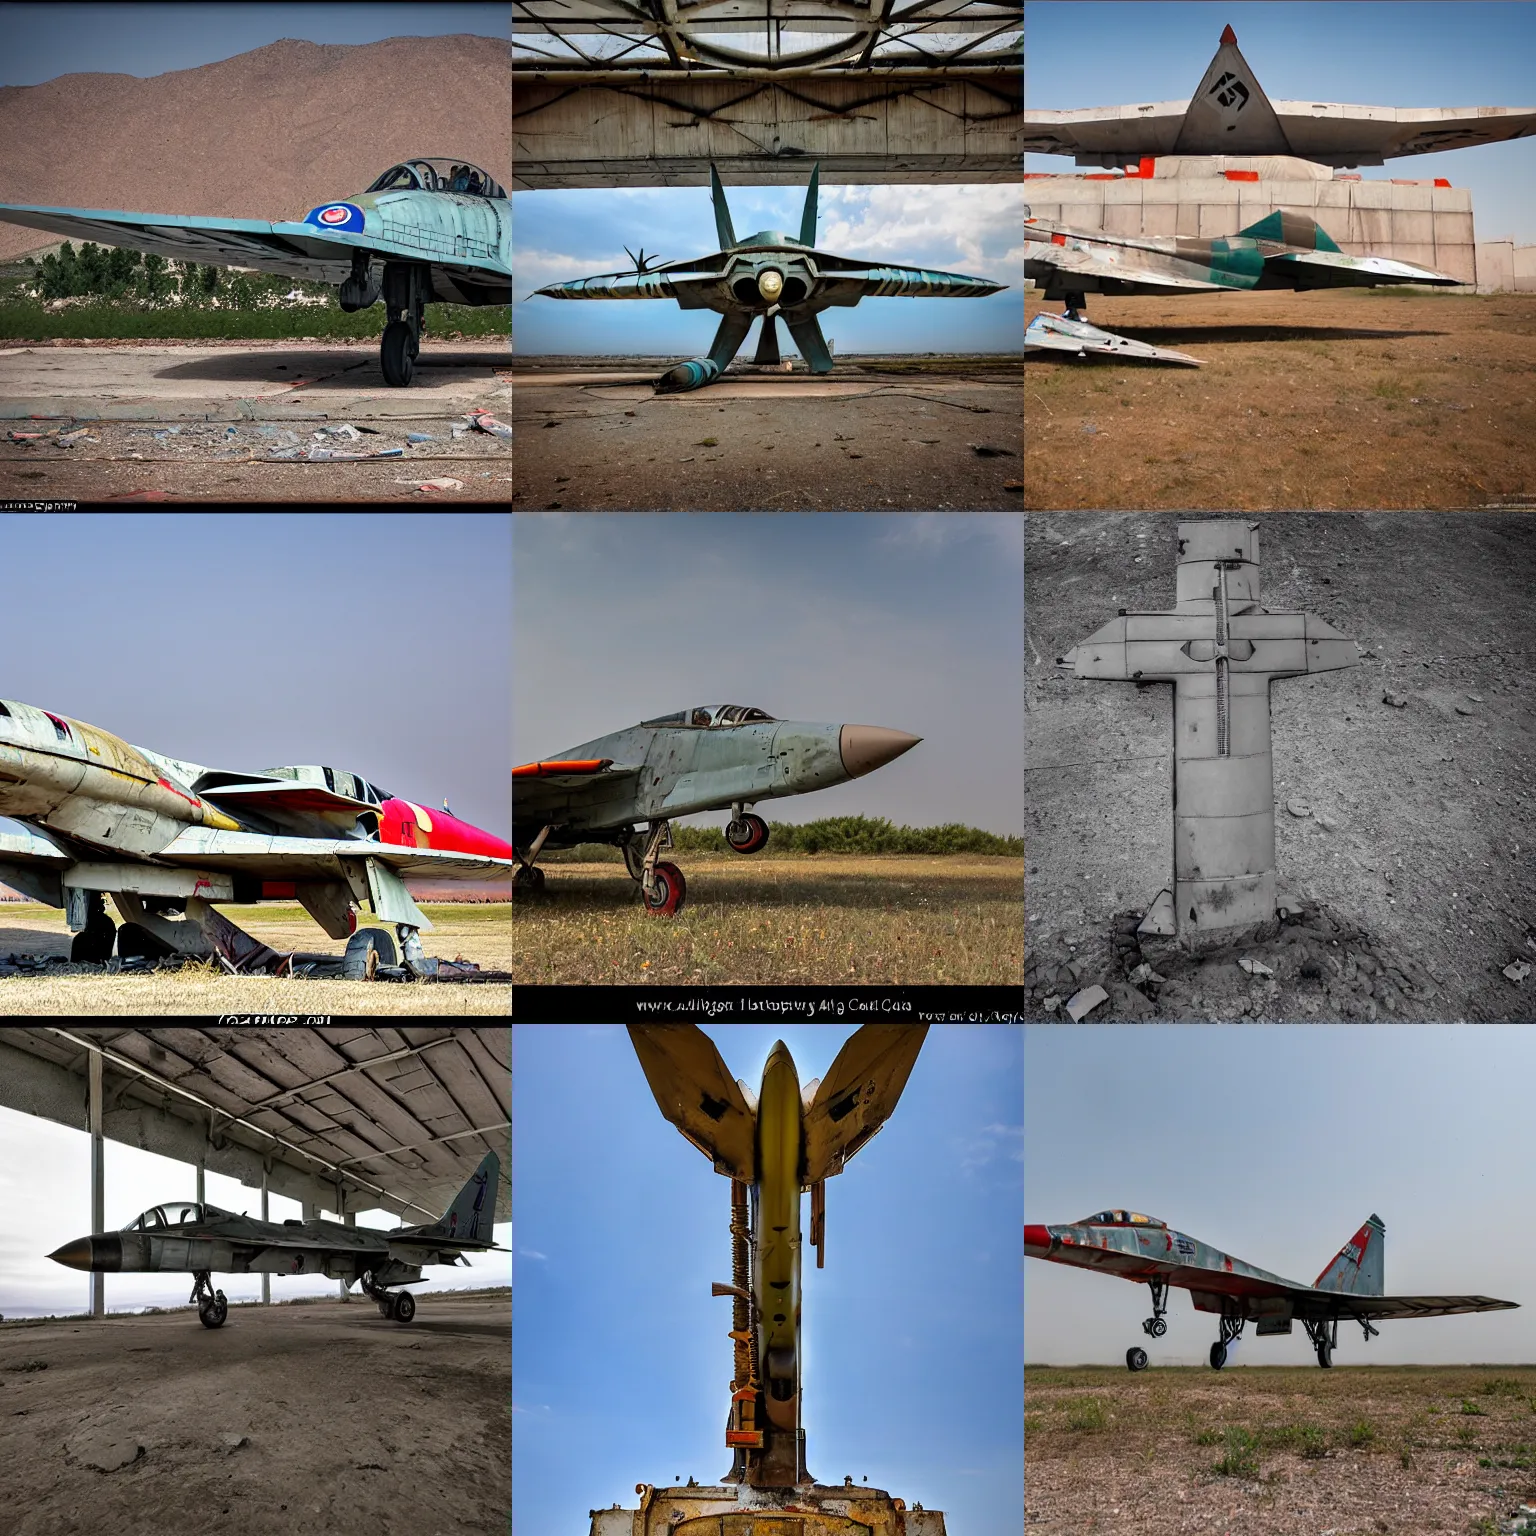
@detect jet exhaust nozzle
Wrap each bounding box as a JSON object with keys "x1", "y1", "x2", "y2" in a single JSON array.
[{"x1": 656, "y1": 357, "x2": 721, "y2": 393}]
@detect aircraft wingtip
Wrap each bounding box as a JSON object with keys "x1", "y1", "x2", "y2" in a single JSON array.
[{"x1": 1220, "y1": 23, "x2": 1237, "y2": 46}]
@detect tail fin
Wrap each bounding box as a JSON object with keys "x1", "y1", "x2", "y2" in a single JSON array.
[
  {"x1": 1237, "y1": 210, "x2": 1342, "y2": 254},
  {"x1": 423, "y1": 1151, "x2": 499, "y2": 1245},
  {"x1": 710, "y1": 164, "x2": 737, "y2": 249},
  {"x1": 798, "y1": 163, "x2": 820, "y2": 247},
  {"x1": 1313, "y1": 1213, "x2": 1384, "y2": 1295}
]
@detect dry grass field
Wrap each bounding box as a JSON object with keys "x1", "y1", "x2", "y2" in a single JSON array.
[
  {"x1": 512, "y1": 854, "x2": 1024, "y2": 985},
  {"x1": 0, "y1": 902, "x2": 510, "y2": 1016},
  {"x1": 1026, "y1": 1364, "x2": 1536, "y2": 1534}
]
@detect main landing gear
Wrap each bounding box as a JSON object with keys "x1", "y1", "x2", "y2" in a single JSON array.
[
  {"x1": 191, "y1": 1270, "x2": 228, "y2": 1329},
  {"x1": 626, "y1": 820, "x2": 686, "y2": 916},
  {"x1": 361, "y1": 1271, "x2": 417, "y2": 1323},
  {"x1": 1125, "y1": 1279, "x2": 1168, "y2": 1370},
  {"x1": 514, "y1": 826, "x2": 553, "y2": 898},
  {"x1": 380, "y1": 261, "x2": 429, "y2": 387},
  {"x1": 1209, "y1": 1314, "x2": 1246, "y2": 1370},
  {"x1": 1303, "y1": 1315, "x2": 1373, "y2": 1368}
]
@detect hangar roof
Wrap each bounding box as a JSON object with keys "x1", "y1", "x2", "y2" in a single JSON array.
[{"x1": 0, "y1": 1027, "x2": 509, "y2": 1225}]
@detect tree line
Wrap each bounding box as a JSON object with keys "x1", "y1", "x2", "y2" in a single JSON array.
[{"x1": 23, "y1": 242, "x2": 331, "y2": 309}]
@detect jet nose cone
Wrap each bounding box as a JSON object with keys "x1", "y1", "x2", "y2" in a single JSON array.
[
  {"x1": 49, "y1": 1236, "x2": 94, "y2": 1271},
  {"x1": 838, "y1": 725, "x2": 922, "y2": 779},
  {"x1": 1024, "y1": 1224, "x2": 1053, "y2": 1257}
]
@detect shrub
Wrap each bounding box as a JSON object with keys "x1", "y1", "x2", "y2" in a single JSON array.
[{"x1": 1213, "y1": 1426, "x2": 1260, "y2": 1478}]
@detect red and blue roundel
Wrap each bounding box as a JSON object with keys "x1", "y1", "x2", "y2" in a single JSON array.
[{"x1": 305, "y1": 202, "x2": 364, "y2": 233}]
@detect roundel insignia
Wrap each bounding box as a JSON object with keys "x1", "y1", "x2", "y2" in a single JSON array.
[{"x1": 304, "y1": 202, "x2": 364, "y2": 233}]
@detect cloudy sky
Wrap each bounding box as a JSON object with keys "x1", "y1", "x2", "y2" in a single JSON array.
[
  {"x1": 0, "y1": 511, "x2": 508, "y2": 843},
  {"x1": 0, "y1": 1101, "x2": 510, "y2": 1318},
  {"x1": 512, "y1": 513, "x2": 1024, "y2": 836},
  {"x1": 512, "y1": 181, "x2": 1025, "y2": 356},
  {"x1": 1025, "y1": 1, "x2": 1536, "y2": 244},
  {"x1": 1026, "y1": 1025, "x2": 1536, "y2": 1367},
  {"x1": 513, "y1": 1023, "x2": 1022, "y2": 1534}
]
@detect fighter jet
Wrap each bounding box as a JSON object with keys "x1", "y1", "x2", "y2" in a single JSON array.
[
  {"x1": 1026, "y1": 1210, "x2": 1517, "y2": 1372},
  {"x1": 0, "y1": 158, "x2": 509, "y2": 386},
  {"x1": 628, "y1": 1025, "x2": 928, "y2": 1485},
  {"x1": 1026, "y1": 204, "x2": 1460, "y2": 364},
  {"x1": 49, "y1": 1153, "x2": 503, "y2": 1329},
  {"x1": 0, "y1": 696, "x2": 511, "y2": 977},
  {"x1": 533, "y1": 164, "x2": 1006, "y2": 392},
  {"x1": 512, "y1": 705, "x2": 921, "y2": 914}
]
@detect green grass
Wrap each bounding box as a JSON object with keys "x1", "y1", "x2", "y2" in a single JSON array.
[
  {"x1": 1065, "y1": 1397, "x2": 1107, "y2": 1432},
  {"x1": 1212, "y1": 1425, "x2": 1261, "y2": 1478}
]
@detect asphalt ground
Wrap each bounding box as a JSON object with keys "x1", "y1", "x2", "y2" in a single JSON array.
[
  {"x1": 0, "y1": 1292, "x2": 510, "y2": 1536},
  {"x1": 0, "y1": 339, "x2": 512, "y2": 500},
  {"x1": 1024, "y1": 288, "x2": 1536, "y2": 511},
  {"x1": 510, "y1": 355, "x2": 1023, "y2": 510}
]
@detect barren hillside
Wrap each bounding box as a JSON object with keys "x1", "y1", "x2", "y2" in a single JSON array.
[{"x1": 0, "y1": 35, "x2": 510, "y2": 262}]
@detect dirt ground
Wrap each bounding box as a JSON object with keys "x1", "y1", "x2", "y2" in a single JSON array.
[
  {"x1": 0, "y1": 1292, "x2": 510, "y2": 1536},
  {"x1": 509, "y1": 355, "x2": 1023, "y2": 510},
  {"x1": 512, "y1": 853, "x2": 1024, "y2": 985},
  {"x1": 0, "y1": 903, "x2": 511, "y2": 1016},
  {"x1": 1025, "y1": 512, "x2": 1536, "y2": 1023},
  {"x1": 1025, "y1": 1365, "x2": 1536, "y2": 1535},
  {"x1": 1024, "y1": 290, "x2": 1536, "y2": 511}
]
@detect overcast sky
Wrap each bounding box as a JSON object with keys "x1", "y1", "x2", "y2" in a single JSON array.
[
  {"x1": 0, "y1": 2, "x2": 508, "y2": 85},
  {"x1": 1025, "y1": 1, "x2": 1536, "y2": 244},
  {"x1": 0, "y1": 511, "x2": 508, "y2": 843},
  {"x1": 512, "y1": 513, "x2": 1024, "y2": 837},
  {"x1": 1025, "y1": 1025, "x2": 1536, "y2": 1367},
  {"x1": 513, "y1": 1023, "x2": 1022, "y2": 1535},
  {"x1": 512, "y1": 181, "x2": 1023, "y2": 357},
  {"x1": 0, "y1": 1102, "x2": 510, "y2": 1318}
]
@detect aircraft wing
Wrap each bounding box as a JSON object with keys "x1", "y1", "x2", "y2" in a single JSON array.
[
  {"x1": 512, "y1": 759, "x2": 643, "y2": 823},
  {"x1": 152, "y1": 827, "x2": 510, "y2": 881},
  {"x1": 803, "y1": 1025, "x2": 928, "y2": 1182},
  {"x1": 0, "y1": 202, "x2": 510, "y2": 287},
  {"x1": 1287, "y1": 1291, "x2": 1519, "y2": 1321},
  {"x1": 0, "y1": 827, "x2": 69, "y2": 866},
  {"x1": 806, "y1": 256, "x2": 1006, "y2": 299},
  {"x1": 1026, "y1": 244, "x2": 1229, "y2": 296},
  {"x1": 1260, "y1": 248, "x2": 1460, "y2": 289},
  {"x1": 627, "y1": 1024, "x2": 757, "y2": 1180}
]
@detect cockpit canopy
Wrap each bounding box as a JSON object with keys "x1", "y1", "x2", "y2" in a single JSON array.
[
  {"x1": 640, "y1": 706, "x2": 779, "y2": 729},
  {"x1": 260, "y1": 765, "x2": 394, "y2": 805},
  {"x1": 365, "y1": 158, "x2": 507, "y2": 199},
  {"x1": 122, "y1": 1202, "x2": 222, "y2": 1231},
  {"x1": 1078, "y1": 1210, "x2": 1166, "y2": 1229}
]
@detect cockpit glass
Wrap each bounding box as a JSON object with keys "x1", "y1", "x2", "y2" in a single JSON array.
[
  {"x1": 125, "y1": 1204, "x2": 199, "y2": 1230},
  {"x1": 365, "y1": 160, "x2": 506, "y2": 199}
]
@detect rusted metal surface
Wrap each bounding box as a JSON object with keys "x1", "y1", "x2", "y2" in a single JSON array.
[
  {"x1": 589, "y1": 1480, "x2": 946, "y2": 1536},
  {"x1": 1062, "y1": 520, "x2": 1358, "y2": 939}
]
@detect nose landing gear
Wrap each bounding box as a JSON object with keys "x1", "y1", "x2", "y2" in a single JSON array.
[{"x1": 191, "y1": 1270, "x2": 227, "y2": 1329}]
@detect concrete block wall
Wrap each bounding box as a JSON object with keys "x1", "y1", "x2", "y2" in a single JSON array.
[
  {"x1": 1475, "y1": 241, "x2": 1536, "y2": 293},
  {"x1": 1025, "y1": 173, "x2": 1480, "y2": 286}
]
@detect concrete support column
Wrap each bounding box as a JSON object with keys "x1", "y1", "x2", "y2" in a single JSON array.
[
  {"x1": 260, "y1": 1165, "x2": 270, "y2": 1306},
  {"x1": 88, "y1": 1048, "x2": 104, "y2": 1320}
]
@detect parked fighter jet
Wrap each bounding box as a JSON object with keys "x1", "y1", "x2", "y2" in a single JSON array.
[
  {"x1": 533, "y1": 164, "x2": 1006, "y2": 392},
  {"x1": 1025, "y1": 205, "x2": 1460, "y2": 364},
  {"x1": 0, "y1": 158, "x2": 510, "y2": 386},
  {"x1": 0, "y1": 696, "x2": 511, "y2": 976},
  {"x1": 1026, "y1": 1210, "x2": 1517, "y2": 1372},
  {"x1": 49, "y1": 1153, "x2": 503, "y2": 1329},
  {"x1": 629, "y1": 1025, "x2": 927, "y2": 1484},
  {"x1": 512, "y1": 705, "x2": 921, "y2": 914}
]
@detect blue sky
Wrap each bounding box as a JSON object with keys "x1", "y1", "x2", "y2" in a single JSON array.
[
  {"x1": 0, "y1": 2, "x2": 508, "y2": 85},
  {"x1": 512, "y1": 181, "x2": 1024, "y2": 356},
  {"x1": 512, "y1": 1024, "x2": 1022, "y2": 1536},
  {"x1": 1025, "y1": 1026, "x2": 1536, "y2": 1367},
  {"x1": 0, "y1": 1103, "x2": 511, "y2": 1318},
  {"x1": 0, "y1": 512, "x2": 509, "y2": 839},
  {"x1": 1024, "y1": 1, "x2": 1536, "y2": 243},
  {"x1": 512, "y1": 513, "x2": 1025, "y2": 837}
]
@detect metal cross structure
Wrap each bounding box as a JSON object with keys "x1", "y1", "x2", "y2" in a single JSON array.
[{"x1": 1061, "y1": 520, "x2": 1358, "y2": 939}]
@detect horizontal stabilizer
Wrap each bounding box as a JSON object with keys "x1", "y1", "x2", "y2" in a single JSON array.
[
  {"x1": 628, "y1": 1025, "x2": 757, "y2": 1180},
  {"x1": 1262, "y1": 249, "x2": 1460, "y2": 288},
  {"x1": 803, "y1": 1025, "x2": 927, "y2": 1182},
  {"x1": 1027, "y1": 312, "x2": 1203, "y2": 366}
]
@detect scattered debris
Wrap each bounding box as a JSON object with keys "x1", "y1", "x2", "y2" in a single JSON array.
[
  {"x1": 1286, "y1": 799, "x2": 1312, "y2": 818},
  {"x1": 1454, "y1": 704, "x2": 1475, "y2": 716},
  {"x1": 1065, "y1": 984, "x2": 1108, "y2": 1022},
  {"x1": 468, "y1": 409, "x2": 513, "y2": 438},
  {"x1": 1504, "y1": 960, "x2": 1532, "y2": 983},
  {"x1": 306, "y1": 446, "x2": 404, "y2": 460},
  {"x1": 1383, "y1": 691, "x2": 1408, "y2": 708},
  {"x1": 1238, "y1": 957, "x2": 1275, "y2": 977},
  {"x1": 395, "y1": 477, "x2": 465, "y2": 492},
  {"x1": 969, "y1": 443, "x2": 1018, "y2": 457},
  {"x1": 406, "y1": 432, "x2": 436, "y2": 443},
  {"x1": 56, "y1": 428, "x2": 98, "y2": 446}
]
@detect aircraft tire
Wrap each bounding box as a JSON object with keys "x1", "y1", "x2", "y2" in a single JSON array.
[
  {"x1": 71, "y1": 914, "x2": 117, "y2": 963},
  {"x1": 117, "y1": 921, "x2": 174, "y2": 962},
  {"x1": 343, "y1": 926, "x2": 400, "y2": 980},
  {"x1": 513, "y1": 864, "x2": 546, "y2": 895},
  {"x1": 1316, "y1": 1341, "x2": 1333, "y2": 1368},
  {"x1": 199, "y1": 1291, "x2": 228, "y2": 1329},
  {"x1": 392, "y1": 1290, "x2": 416, "y2": 1324},
  {"x1": 643, "y1": 862, "x2": 687, "y2": 916},
  {"x1": 1209, "y1": 1342, "x2": 1227, "y2": 1370},
  {"x1": 381, "y1": 321, "x2": 415, "y2": 386},
  {"x1": 1126, "y1": 1347, "x2": 1148, "y2": 1373},
  {"x1": 726, "y1": 813, "x2": 770, "y2": 854}
]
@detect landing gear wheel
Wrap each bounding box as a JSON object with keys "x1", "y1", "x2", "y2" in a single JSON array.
[
  {"x1": 381, "y1": 320, "x2": 415, "y2": 386},
  {"x1": 1126, "y1": 1346, "x2": 1149, "y2": 1373},
  {"x1": 513, "y1": 864, "x2": 547, "y2": 895},
  {"x1": 116, "y1": 921, "x2": 173, "y2": 961},
  {"x1": 1316, "y1": 1340, "x2": 1333, "y2": 1368},
  {"x1": 71, "y1": 911, "x2": 117, "y2": 963},
  {"x1": 199, "y1": 1290, "x2": 228, "y2": 1329},
  {"x1": 391, "y1": 1290, "x2": 416, "y2": 1324},
  {"x1": 342, "y1": 925, "x2": 400, "y2": 980},
  {"x1": 725, "y1": 813, "x2": 770, "y2": 854},
  {"x1": 622, "y1": 839, "x2": 645, "y2": 882},
  {"x1": 1142, "y1": 1317, "x2": 1167, "y2": 1338},
  {"x1": 1209, "y1": 1341, "x2": 1227, "y2": 1370},
  {"x1": 643, "y1": 862, "x2": 687, "y2": 916}
]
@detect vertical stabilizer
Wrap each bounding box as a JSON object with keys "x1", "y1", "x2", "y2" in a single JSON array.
[
  {"x1": 1314, "y1": 1214, "x2": 1385, "y2": 1295},
  {"x1": 797, "y1": 163, "x2": 820, "y2": 247},
  {"x1": 710, "y1": 164, "x2": 737, "y2": 250}
]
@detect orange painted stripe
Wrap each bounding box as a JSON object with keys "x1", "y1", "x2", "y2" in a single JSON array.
[
  {"x1": 512, "y1": 759, "x2": 612, "y2": 778},
  {"x1": 1224, "y1": 170, "x2": 1260, "y2": 182}
]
